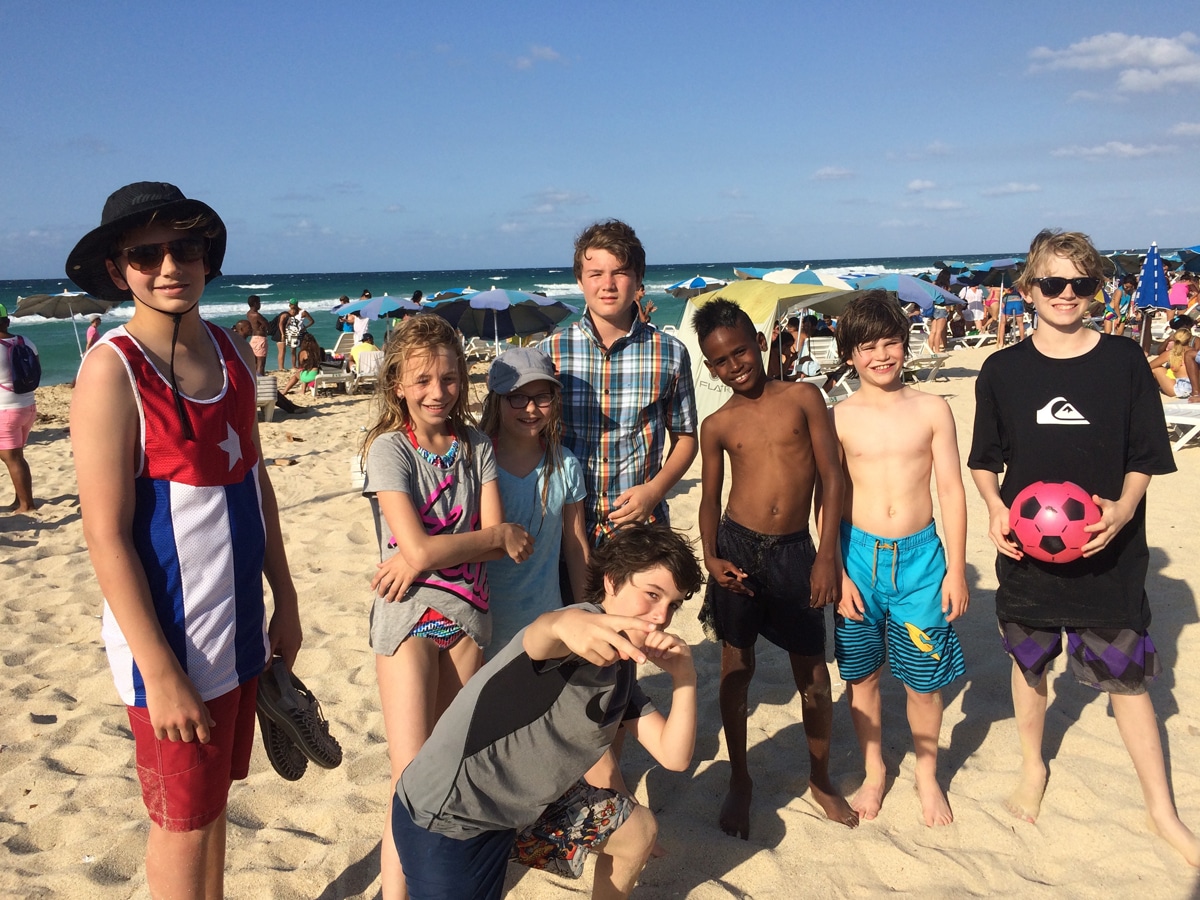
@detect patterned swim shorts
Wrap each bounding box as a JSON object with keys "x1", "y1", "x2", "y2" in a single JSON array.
[
  {"x1": 511, "y1": 779, "x2": 634, "y2": 879},
  {"x1": 999, "y1": 619, "x2": 1160, "y2": 694}
]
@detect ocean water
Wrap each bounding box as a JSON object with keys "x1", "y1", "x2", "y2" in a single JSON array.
[{"x1": 1, "y1": 254, "x2": 1013, "y2": 386}]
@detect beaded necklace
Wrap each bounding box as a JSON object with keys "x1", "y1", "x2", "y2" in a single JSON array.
[{"x1": 404, "y1": 421, "x2": 459, "y2": 469}]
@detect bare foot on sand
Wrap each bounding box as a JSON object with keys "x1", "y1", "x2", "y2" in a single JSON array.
[
  {"x1": 915, "y1": 773, "x2": 954, "y2": 827},
  {"x1": 1003, "y1": 765, "x2": 1047, "y2": 824},
  {"x1": 851, "y1": 777, "x2": 885, "y2": 821},
  {"x1": 1148, "y1": 810, "x2": 1200, "y2": 867},
  {"x1": 719, "y1": 775, "x2": 753, "y2": 840},
  {"x1": 809, "y1": 776, "x2": 859, "y2": 828}
]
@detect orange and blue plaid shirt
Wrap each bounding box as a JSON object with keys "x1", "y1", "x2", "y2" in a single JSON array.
[{"x1": 541, "y1": 315, "x2": 696, "y2": 545}]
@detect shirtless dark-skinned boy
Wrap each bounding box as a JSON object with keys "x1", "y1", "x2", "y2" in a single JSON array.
[{"x1": 694, "y1": 299, "x2": 858, "y2": 838}]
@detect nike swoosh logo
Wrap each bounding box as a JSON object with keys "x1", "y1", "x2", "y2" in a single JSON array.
[{"x1": 1036, "y1": 396, "x2": 1090, "y2": 425}]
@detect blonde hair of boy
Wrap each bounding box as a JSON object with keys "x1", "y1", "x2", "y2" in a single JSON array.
[{"x1": 1015, "y1": 229, "x2": 1105, "y2": 293}]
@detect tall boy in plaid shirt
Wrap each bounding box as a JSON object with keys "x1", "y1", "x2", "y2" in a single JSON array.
[{"x1": 541, "y1": 219, "x2": 697, "y2": 546}]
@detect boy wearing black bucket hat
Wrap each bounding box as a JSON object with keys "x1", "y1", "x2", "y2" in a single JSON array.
[{"x1": 68, "y1": 183, "x2": 305, "y2": 898}]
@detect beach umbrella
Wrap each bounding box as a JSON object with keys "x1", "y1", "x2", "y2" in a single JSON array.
[
  {"x1": 1134, "y1": 242, "x2": 1171, "y2": 353},
  {"x1": 350, "y1": 293, "x2": 422, "y2": 320},
  {"x1": 763, "y1": 269, "x2": 854, "y2": 289},
  {"x1": 850, "y1": 274, "x2": 963, "y2": 314},
  {"x1": 666, "y1": 275, "x2": 727, "y2": 300},
  {"x1": 957, "y1": 257, "x2": 1024, "y2": 289},
  {"x1": 1105, "y1": 252, "x2": 1145, "y2": 277},
  {"x1": 429, "y1": 287, "x2": 476, "y2": 302},
  {"x1": 1134, "y1": 243, "x2": 1171, "y2": 310},
  {"x1": 12, "y1": 291, "x2": 117, "y2": 356},
  {"x1": 425, "y1": 289, "x2": 577, "y2": 356},
  {"x1": 732, "y1": 266, "x2": 852, "y2": 289}
]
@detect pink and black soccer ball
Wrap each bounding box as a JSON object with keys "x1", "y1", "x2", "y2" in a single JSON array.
[{"x1": 1008, "y1": 481, "x2": 1101, "y2": 564}]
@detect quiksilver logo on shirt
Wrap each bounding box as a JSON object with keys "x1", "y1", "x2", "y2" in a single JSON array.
[{"x1": 1036, "y1": 396, "x2": 1090, "y2": 425}]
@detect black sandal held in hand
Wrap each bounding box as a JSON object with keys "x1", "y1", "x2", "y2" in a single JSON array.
[
  {"x1": 256, "y1": 706, "x2": 308, "y2": 781},
  {"x1": 257, "y1": 657, "x2": 343, "y2": 771}
]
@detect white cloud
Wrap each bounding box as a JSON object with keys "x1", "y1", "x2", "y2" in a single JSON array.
[
  {"x1": 813, "y1": 166, "x2": 853, "y2": 180},
  {"x1": 515, "y1": 45, "x2": 564, "y2": 70},
  {"x1": 907, "y1": 179, "x2": 936, "y2": 193},
  {"x1": 1030, "y1": 32, "x2": 1200, "y2": 92},
  {"x1": 1169, "y1": 121, "x2": 1200, "y2": 136},
  {"x1": 921, "y1": 199, "x2": 964, "y2": 211},
  {"x1": 981, "y1": 182, "x2": 1042, "y2": 196},
  {"x1": 1051, "y1": 141, "x2": 1176, "y2": 158},
  {"x1": 526, "y1": 189, "x2": 590, "y2": 214}
]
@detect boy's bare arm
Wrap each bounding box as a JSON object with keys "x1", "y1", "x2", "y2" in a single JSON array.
[
  {"x1": 624, "y1": 631, "x2": 697, "y2": 771},
  {"x1": 929, "y1": 398, "x2": 969, "y2": 621},
  {"x1": 803, "y1": 389, "x2": 843, "y2": 608},
  {"x1": 698, "y1": 417, "x2": 750, "y2": 594},
  {"x1": 609, "y1": 430, "x2": 698, "y2": 527},
  {"x1": 72, "y1": 348, "x2": 214, "y2": 742}
]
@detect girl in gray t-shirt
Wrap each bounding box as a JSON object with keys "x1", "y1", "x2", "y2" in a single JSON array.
[{"x1": 359, "y1": 315, "x2": 533, "y2": 897}]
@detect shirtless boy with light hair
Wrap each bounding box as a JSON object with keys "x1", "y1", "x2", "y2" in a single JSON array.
[{"x1": 830, "y1": 290, "x2": 968, "y2": 826}]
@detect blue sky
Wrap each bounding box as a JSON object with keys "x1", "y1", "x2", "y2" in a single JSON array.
[{"x1": 1, "y1": 2, "x2": 1197, "y2": 279}]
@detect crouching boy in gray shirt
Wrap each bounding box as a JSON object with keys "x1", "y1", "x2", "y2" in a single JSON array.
[{"x1": 393, "y1": 524, "x2": 703, "y2": 899}]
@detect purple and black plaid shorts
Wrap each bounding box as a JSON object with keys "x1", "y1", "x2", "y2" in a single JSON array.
[{"x1": 999, "y1": 619, "x2": 1161, "y2": 694}]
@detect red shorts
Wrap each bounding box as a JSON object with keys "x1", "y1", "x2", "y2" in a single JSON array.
[
  {"x1": 0, "y1": 404, "x2": 36, "y2": 450},
  {"x1": 126, "y1": 677, "x2": 259, "y2": 831}
]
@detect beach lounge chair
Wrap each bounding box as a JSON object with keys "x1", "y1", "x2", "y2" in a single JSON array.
[
  {"x1": 312, "y1": 359, "x2": 353, "y2": 397},
  {"x1": 950, "y1": 330, "x2": 995, "y2": 350},
  {"x1": 904, "y1": 352, "x2": 951, "y2": 384},
  {"x1": 352, "y1": 349, "x2": 384, "y2": 394},
  {"x1": 462, "y1": 335, "x2": 491, "y2": 360},
  {"x1": 331, "y1": 332, "x2": 355, "y2": 356},
  {"x1": 256, "y1": 375, "x2": 279, "y2": 422},
  {"x1": 1162, "y1": 403, "x2": 1200, "y2": 451},
  {"x1": 806, "y1": 336, "x2": 840, "y2": 371}
]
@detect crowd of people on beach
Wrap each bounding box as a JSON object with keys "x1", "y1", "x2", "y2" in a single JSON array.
[{"x1": 5, "y1": 179, "x2": 1197, "y2": 898}]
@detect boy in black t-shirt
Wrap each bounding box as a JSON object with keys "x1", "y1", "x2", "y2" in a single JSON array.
[{"x1": 968, "y1": 229, "x2": 1198, "y2": 866}]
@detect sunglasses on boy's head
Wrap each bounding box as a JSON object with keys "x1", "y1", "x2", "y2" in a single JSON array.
[
  {"x1": 1030, "y1": 276, "x2": 1100, "y2": 299},
  {"x1": 505, "y1": 391, "x2": 554, "y2": 409},
  {"x1": 116, "y1": 237, "x2": 208, "y2": 272}
]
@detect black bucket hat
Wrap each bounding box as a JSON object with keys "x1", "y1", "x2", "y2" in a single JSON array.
[{"x1": 65, "y1": 182, "x2": 227, "y2": 303}]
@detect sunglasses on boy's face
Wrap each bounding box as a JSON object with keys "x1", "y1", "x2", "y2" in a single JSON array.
[
  {"x1": 1030, "y1": 276, "x2": 1100, "y2": 299},
  {"x1": 117, "y1": 237, "x2": 208, "y2": 272},
  {"x1": 505, "y1": 392, "x2": 554, "y2": 409}
]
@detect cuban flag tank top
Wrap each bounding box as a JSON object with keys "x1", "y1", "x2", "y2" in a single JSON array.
[{"x1": 98, "y1": 322, "x2": 270, "y2": 706}]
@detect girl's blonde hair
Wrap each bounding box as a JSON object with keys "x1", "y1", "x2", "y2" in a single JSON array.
[
  {"x1": 361, "y1": 314, "x2": 475, "y2": 464},
  {"x1": 1169, "y1": 328, "x2": 1192, "y2": 372},
  {"x1": 480, "y1": 377, "x2": 564, "y2": 523}
]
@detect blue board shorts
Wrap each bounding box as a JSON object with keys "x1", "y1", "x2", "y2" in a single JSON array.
[
  {"x1": 1003, "y1": 298, "x2": 1025, "y2": 317},
  {"x1": 835, "y1": 521, "x2": 965, "y2": 693}
]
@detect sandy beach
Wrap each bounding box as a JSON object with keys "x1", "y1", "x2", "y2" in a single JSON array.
[{"x1": 2, "y1": 344, "x2": 1198, "y2": 899}]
